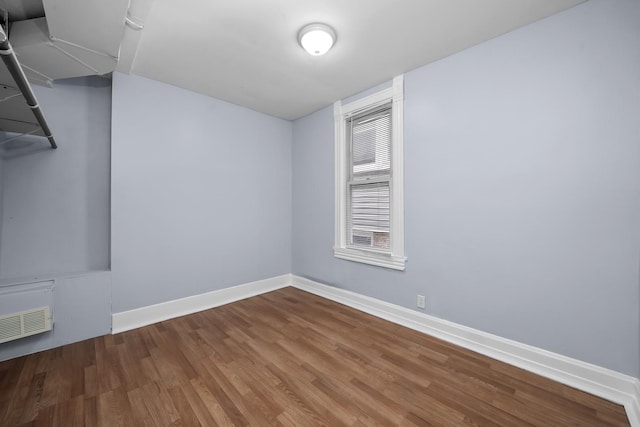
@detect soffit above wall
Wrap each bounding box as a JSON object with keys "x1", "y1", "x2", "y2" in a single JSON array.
[{"x1": 0, "y1": 0, "x2": 44, "y2": 22}]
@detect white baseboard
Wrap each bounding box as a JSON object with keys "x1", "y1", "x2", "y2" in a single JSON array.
[
  {"x1": 111, "y1": 273, "x2": 639, "y2": 425},
  {"x1": 291, "y1": 275, "x2": 640, "y2": 427},
  {"x1": 629, "y1": 380, "x2": 640, "y2": 427},
  {"x1": 111, "y1": 274, "x2": 291, "y2": 334}
]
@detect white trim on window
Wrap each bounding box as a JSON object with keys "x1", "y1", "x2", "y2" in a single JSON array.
[{"x1": 334, "y1": 75, "x2": 406, "y2": 270}]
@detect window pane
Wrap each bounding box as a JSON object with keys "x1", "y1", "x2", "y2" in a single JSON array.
[
  {"x1": 351, "y1": 108, "x2": 391, "y2": 177},
  {"x1": 349, "y1": 182, "x2": 390, "y2": 250}
]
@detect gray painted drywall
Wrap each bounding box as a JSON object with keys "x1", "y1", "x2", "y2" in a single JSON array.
[
  {"x1": 292, "y1": 0, "x2": 640, "y2": 377},
  {"x1": 0, "y1": 77, "x2": 112, "y2": 360},
  {"x1": 0, "y1": 271, "x2": 112, "y2": 362},
  {"x1": 0, "y1": 77, "x2": 111, "y2": 278},
  {"x1": 111, "y1": 73, "x2": 292, "y2": 313}
]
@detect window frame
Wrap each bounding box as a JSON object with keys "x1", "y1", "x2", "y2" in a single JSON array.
[{"x1": 333, "y1": 75, "x2": 406, "y2": 270}]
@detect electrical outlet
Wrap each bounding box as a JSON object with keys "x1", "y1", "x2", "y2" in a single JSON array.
[{"x1": 417, "y1": 294, "x2": 426, "y2": 309}]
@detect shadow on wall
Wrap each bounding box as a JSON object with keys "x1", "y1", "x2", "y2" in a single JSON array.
[
  {"x1": 0, "y1": 135, "x2": 53, "y2": 160},
  {"x1": 54, "y1": 75, "x2": 112, "y2": 88}
]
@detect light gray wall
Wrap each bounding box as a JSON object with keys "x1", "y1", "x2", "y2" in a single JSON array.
[
  {"x1": 292, "y1": 0, "x2": 640, "y2": 377},
  {"x1": 0, "y1": 272, "x2": 112, "y2": 362},
  {"x1": 111, "y1": 73, "x2": 292, "y2": 313},
  {"x1": 0, "y1": 77, "x2": 111, "y2": 278},
  {"x1": 0, "y1": 77, "x2": 112, "y2": 361}
]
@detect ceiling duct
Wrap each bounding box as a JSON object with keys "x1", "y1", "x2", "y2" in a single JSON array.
[
  {"x1": 9, "y1": 17, "x2": 117, "y2": 86},
  {"x1": 9, "y1": 0, "x2": 130, "y2": 86},
  {"x1": 0, "y1": 0, "x2": 131, "y2": 150}
]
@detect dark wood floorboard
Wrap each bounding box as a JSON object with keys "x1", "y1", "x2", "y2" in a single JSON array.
[{"x1": 0, "y1": 287, "x2": 630, "y2": 426}]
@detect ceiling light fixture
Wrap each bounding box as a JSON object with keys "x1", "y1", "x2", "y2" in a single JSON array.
[{"x1": 298, "y1": 23, "x2": 336, "y2": 56}]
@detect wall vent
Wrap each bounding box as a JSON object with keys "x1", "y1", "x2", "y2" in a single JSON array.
[{"x1": 0, "y1": 307, "x2": 52, "y2": 344}]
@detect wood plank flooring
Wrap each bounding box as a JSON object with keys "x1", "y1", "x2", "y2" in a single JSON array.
[{"x1": 0, "y1": 287, "x2": 630, "y2": 426}]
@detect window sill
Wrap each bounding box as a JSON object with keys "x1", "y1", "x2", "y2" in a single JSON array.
[{"x1": 333, "y1": 247, "x2": 406, "y2": 271}]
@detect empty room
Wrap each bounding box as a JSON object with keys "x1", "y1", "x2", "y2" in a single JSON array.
[{"x1": 0, "y1": 0, "x2": 639, "y2": 425}]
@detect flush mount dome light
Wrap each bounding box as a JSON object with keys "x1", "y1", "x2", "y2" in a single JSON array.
[{"x1": 298, "y1": 23, "x2": 336, "y2": 56}]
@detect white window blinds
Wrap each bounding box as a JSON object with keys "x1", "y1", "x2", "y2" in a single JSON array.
[
  {"x1": 351, "y1": 108, "x2": 391, "y2": 176},
  {"x1": 349, "y1": 182, "x2": 390, "y2": 249},
  {"x1": 348, "y1": 105, "x2": 392, "y2": 250}
]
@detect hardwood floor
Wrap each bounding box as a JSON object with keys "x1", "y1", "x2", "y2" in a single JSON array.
[{"x1": 0, "y1": 287, "x2": 630, "y2": 426}]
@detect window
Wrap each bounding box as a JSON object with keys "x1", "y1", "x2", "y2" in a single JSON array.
[{"x1": 333, "y1": 75, "x2": 406, "y2": 270}]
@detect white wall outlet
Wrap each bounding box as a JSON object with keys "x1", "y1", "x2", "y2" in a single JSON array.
[{"x1": 417, "y1": 294, "x2": 426, "y2": 309}]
